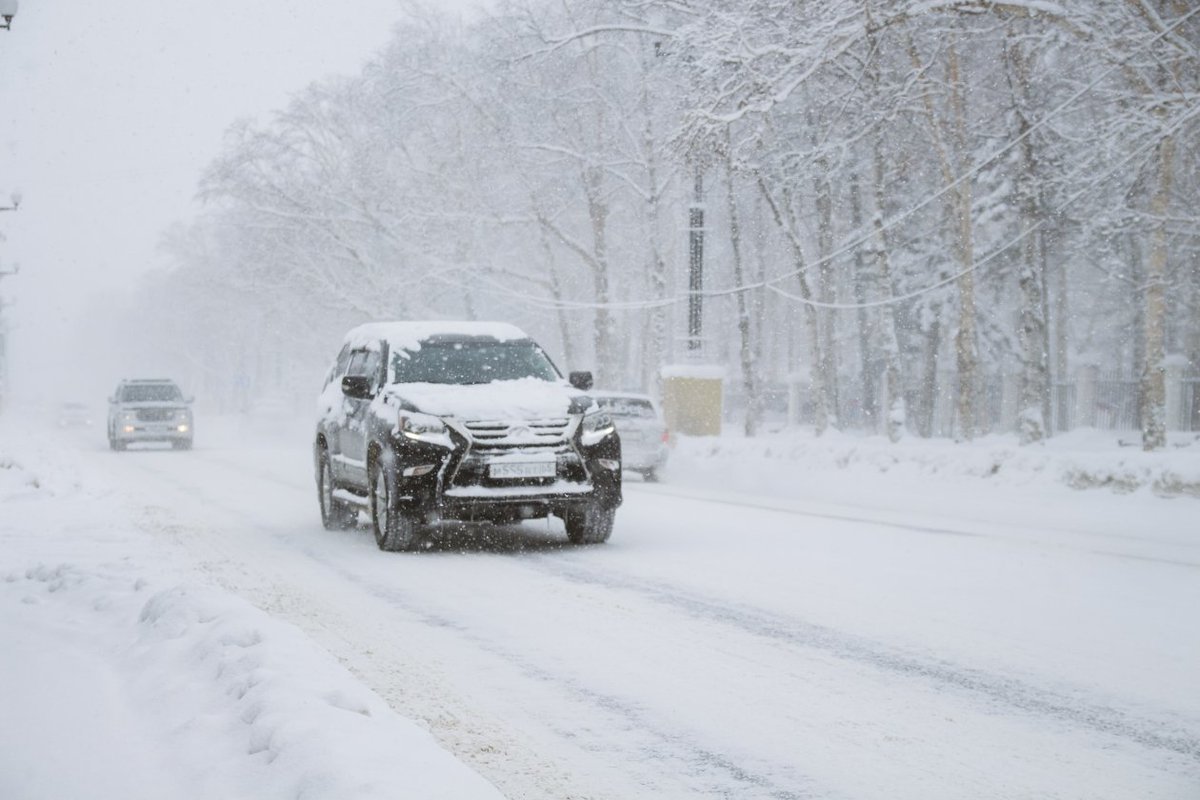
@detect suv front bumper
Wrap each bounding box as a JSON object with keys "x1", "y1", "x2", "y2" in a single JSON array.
[{"x1": 385, "y1": 430, "x2": 621, "y2": 525}]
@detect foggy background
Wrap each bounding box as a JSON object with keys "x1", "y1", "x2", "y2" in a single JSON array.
[
  {"x1": 1, "y1": 1, "x2": 1197, "y2": 449},
  {"x1": 0, "y1": 0, "x2": 485, "y2": 405}
]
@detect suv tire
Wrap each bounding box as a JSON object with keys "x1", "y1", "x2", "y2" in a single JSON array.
[
  {"x1": 318, "y1": 450, "x2": 357, "y2": 531},
  {"x1": 565, "y1": 500, "x2": 615, "y2": 545},
  {"x1": 370, "y1": 460, "x2": 420, "y2": 551}
]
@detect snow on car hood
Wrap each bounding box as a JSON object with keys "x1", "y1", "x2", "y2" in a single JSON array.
[{"x1": 384, "y1": 378, "x2": 587, "y2": 420}]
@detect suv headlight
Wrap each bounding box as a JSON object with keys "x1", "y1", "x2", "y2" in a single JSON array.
[
  {"x1": 580, "y1": 411, "x2": 616, "y2": 447},
  {"x1": 397, "y1": 413, "x2": 451, "y2": 447},
  {"x1": 120, "y1": 411, "x2": 137, "y2": 422}
]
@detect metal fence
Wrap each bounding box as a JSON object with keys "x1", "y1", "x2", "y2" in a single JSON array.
[{"x1": 1093, "y1": 371, "x2": 1140, "y2": 431}]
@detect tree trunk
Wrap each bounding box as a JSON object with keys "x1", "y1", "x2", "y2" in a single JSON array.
[
  {"x1": 583, "y1": 165, "x2": 617, "y2": 387},
  {"x1": 862, "y1": 3, "x2": 906, "y2": 441},
  {"x1": 947, "y1": 39, "x2": 979, "y2": 441},
  {"x1": 1140, "y1": 134, "x2": 1174, "y2": 451},
  {"x1": 638, "y1": 53, "x2": 670, "y2": 396},
  {"x1": 908, "y1": 33, "x2": 978, "y2": 440},
  {"x1": 757, "y1": 175, "x2": 829, "y2": 435},
  {"x1": 725, "y1": 139, "x2": 760, "y2": 436},
  {"x1": 920, "y1": 318, "x2": 941, "y2": 438},
  {"x1": 1006, "y1": 37, "x2": 1049, "y2": 444},
  {"x1": 869, "y1": 141, "x2": 906, "y2": 442},
  {"x1": 850, "y1": 173, "x2": 878, "y2": 428},
  {"x1": 814, "y1": 155, "x2": 840, "y2": 428}
]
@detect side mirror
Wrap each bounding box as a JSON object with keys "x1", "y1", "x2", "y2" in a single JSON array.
[
  {"x1": 342, "y1": 375, "x2": 374, "y2": 400},
  {"x1": 569, "y1": 371, "x2": 594, "y2": 391},
  {"x1": 107, "y1": 396, "x2": 115, "y2": 404}
]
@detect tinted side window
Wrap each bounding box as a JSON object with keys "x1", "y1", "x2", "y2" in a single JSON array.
[
  {"x1": 347, "y1": 348, "x2": 383, "y2": 386},
  {"x1": 346, "y1": 350, "x2": 369, "y2": 376},
  {"x1": 324, "y1": 344, "x2": 353, "y2": 388},
  {"x1": 363, "y1": 351, "x2": 382, "y2": 384}
]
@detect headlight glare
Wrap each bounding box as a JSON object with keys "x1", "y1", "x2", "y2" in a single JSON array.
[
  {"x1": 398, "y1": 412, "x2": 451, "y2": 446},
  {"x1": 580, "y1": 411, "x2": 616, "y2": 446}
]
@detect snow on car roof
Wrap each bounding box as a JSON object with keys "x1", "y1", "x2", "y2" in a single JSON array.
[{"x1": 343, "y1": 321, "x2": 531, "y2": 353}]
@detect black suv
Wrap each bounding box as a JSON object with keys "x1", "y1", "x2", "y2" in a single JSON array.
[
  {"x1": 313, "y1": 322, "x2": 621, "y2": 550},
  {"x1": 107, "y1": 379, "x2": 194, "y2": 450}
]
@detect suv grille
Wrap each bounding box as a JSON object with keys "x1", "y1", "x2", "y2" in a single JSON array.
[
  {"x1": 137, "y1": 408, "x2": 175, "y2": 422},
  {"x1": 446, "y1": 418, "x2": 588, "y2": 491},
  {"x1": 463, "y1": 419, "x2": 570, "y2": 448}
]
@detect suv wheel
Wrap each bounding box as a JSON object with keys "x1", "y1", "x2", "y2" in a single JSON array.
[
  {"x1": 370, "y1": 460, "x2": 420, "y2": 551},
  {"x1": 565, "y1": 500, "x2": 615, "y2": 545},
  {"x1": 318, "y1": 451, "x2": 357, "y2": 531}
]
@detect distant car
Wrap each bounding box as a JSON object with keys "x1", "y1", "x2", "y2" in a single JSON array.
[
  {"x1": 56, "y1": 402, "x2": 93, "y2": 428},
  {"x1": 107, "y1": 379, "x2": 194, "y2": 451},
  {"x1": 314, "y1": 321, "x2": 622, "y2": 550},
  {"x1": 591, "y1": 391, "x2": 669, "y2": 481}
]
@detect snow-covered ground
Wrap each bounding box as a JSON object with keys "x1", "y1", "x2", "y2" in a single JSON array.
[
  {"x1": 2, "y1": 410, "x2": 1198, "y2": 799},
  {"x1": 0, "y1": 422, "x2": 504, "y2": 800}
]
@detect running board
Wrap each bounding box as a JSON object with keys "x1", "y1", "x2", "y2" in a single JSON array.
[{"x1": 332, "y1": 488, "x2": 413, "y2": 507}]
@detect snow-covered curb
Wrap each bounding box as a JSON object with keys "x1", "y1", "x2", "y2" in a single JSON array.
[{"x1": 668, "y1": 428, "x2": 1200, "y2": 499}]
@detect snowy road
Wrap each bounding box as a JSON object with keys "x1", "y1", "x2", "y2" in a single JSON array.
[{"x1": 9, "y1": 420, "x2": 1200, "y2": 799}]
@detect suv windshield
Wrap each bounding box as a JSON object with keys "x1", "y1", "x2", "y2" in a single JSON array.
[
  {"x1": 120, "y1": 384, "x2": 182, "y2": 403},
  {"x1": 390, "y1": 341, "x2": 559, "y2": 385}
]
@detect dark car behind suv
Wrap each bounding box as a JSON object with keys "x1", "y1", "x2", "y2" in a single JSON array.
[{"x1": 314, "y1": 322, "x2": 621, "y2": 550}]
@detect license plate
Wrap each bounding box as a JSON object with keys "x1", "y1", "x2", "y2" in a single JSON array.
[{"x1": 489, "y1": 459, "x2": 556, "y2": 479}]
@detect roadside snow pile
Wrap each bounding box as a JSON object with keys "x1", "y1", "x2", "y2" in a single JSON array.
[
  {"x1": 0, "y1": 439, "x2": 504, "y2": 800},
  {"x1": 0, "y1": 455, "x2": 41, "y2": 494},
  {"x1": 670, "y1": 428, "x2": 1200, "y2": 498}
]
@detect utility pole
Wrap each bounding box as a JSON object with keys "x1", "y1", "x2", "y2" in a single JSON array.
[{"x1": 687, "y1": 167, "x2": 705, "y2": 354}]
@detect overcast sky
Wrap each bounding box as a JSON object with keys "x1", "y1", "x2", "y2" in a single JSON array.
[{"x1": 0, "y1": 0, "x2": 484, "y2": 400}]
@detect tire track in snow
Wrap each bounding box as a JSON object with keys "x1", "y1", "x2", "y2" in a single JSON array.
[
  {"x1": 525, "y1": 555, "x2": 1200, "y2": 762},
  {"x1": 98, "y1": 441, "x2": 1199, "y2": 786},
  {"x1": 307, "y1": 554, "x2": 830, "y2": 800},
  {"x1": 627, "y1": 484, "x2": 1200, "y2": 569}
]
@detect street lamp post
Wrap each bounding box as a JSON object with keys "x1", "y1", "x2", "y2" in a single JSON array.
[
  {"x1": 1, "y1": 0, "x2": 22, "y2": 411},
  {"x1": 0, "y1": 0, "x2": 18, "y2": 30}
]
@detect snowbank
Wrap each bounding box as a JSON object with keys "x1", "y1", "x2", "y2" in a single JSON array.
[
  {"x1": 668, "y1": 427, "x2": 1200, "y2": 499},
  {"x1": 0, "y1": 448, "x2": 504, "y2": 800}
]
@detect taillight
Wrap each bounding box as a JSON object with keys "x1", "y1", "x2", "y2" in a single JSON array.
[{"x1": 661, "y1": 428, "x2": 670, "y2": 444}]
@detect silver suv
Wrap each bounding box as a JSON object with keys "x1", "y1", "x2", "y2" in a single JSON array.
[{"x1": 107, "y1": 379, "x2": 194, "y2": 451}]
